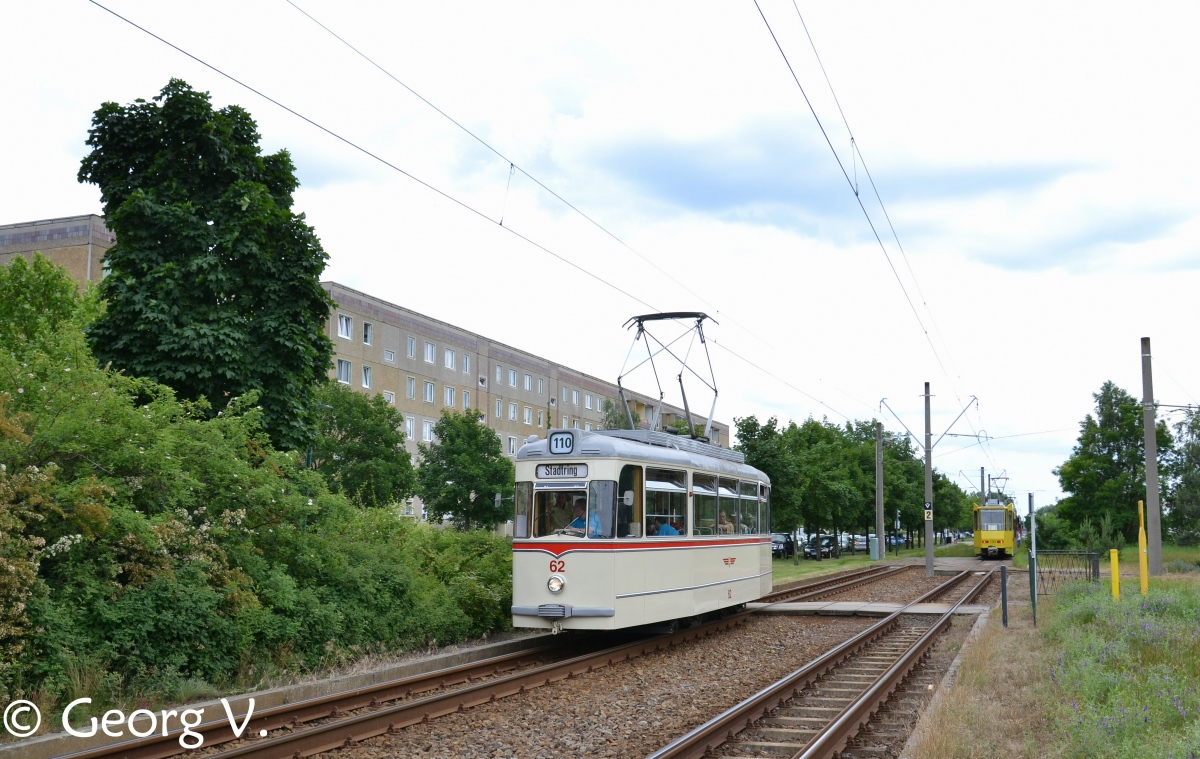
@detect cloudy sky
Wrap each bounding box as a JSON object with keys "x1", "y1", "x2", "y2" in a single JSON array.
[{"x1": 5, "y1": 1, "x2": 1198, "y2": 505}]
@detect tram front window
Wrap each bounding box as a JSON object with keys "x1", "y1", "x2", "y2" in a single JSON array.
[
  {"x1": 980, "y1": 509, "x2": 1005, "y2": 532},
  {"x1": 532, "y1": 487, "x2": 614, "y2": 538}
]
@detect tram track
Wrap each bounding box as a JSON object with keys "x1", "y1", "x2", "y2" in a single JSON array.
[
  {"x1": 646, "y1": 568, "x2": 995, "y2": 759},
  {"x1": 55, "y1": 565, "x2": 957, "y2": 759}
]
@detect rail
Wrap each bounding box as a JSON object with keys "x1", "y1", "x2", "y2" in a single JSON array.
[{"x1": 646, "y1": 568, "x2": 994, "y2": 759}]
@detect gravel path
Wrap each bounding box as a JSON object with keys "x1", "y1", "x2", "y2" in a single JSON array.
[
  {"x1": 822, "y1": 566, "x2": 950, "y2": 603},
  {"x1": 349, "y1": 616, "x2": 873, "y2": 759}
]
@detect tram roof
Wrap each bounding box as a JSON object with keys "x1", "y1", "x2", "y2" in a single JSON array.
[{"x1": 516, "y1": 429, "x2": 770, "y2": 485}]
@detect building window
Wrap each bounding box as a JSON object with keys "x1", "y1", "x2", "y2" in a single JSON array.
[
  {"x1": 524, "y1": 406, "x2": 532, "y2": 425},
  {"x1": 463, "y1": 390, "x2": 470, "y2": 410},
  {"x1": 383, "y1": 391, "x2": 395, "y2": 404},
  {"x1": 508, "y1": 436, "x2": 516, "y2": 456},
  {"x1": 496, "y1": 365, "x2": 503, "y2": 384},
  {"x1": 445, "y1": 349, "x2": 455, "y2": 369},
  {"x1": 495, "y1": 399, "x2": 503, "y2": 418},
  {"x1": 405, "y1": 416, "x2": 414, "y2": 439},
  {"x1": 509, "y1": 402, "x2": 517, "y2": 421},
  {"x1": 537, "y1": 410, "x2": 544, "y2": 428},
  {"x1": 336, "y1": 359, "x2": 351, "y2": 384},
  {"x1": 572, "y1": 390, "x2": 579, "y2": 406},
  {"x1": 573, "y1": 419, "x2": 580, "y2": 429},
  {"x1": 562, "y1": 415, "x2": 568, "y2": 428},
  {"x1": 524, "y1": 374, "x2": 532, "y2": 391},
  {"x1": 508, "y1": 369, "x2": 517, "y2": 387},
  {"x1": 585, "y1": 394, "x2": 592, "y2": 410},
  {"x1": 407, "y1": 337, "x2": 416, "y2": 358},
  {"x1": 424, "y1": 381, "x2": 435, "y2": 403},
  {"x1": 363, "y1": 322, "x2": 373, "y2": 345},
  {"x1": 463, "y1": 355, "x2": 470, "y2": 374},
  {"x1": 361, "y1": 365, "x2": 372, "y2": 388},
  {"x1": 407, "y1": 376, "x2": 416, "y2": 399},
  {"x1": 562, "y1": 386, "x2": 568, "y2": 403},
  {"x1": 422, "y1": 420, "x2": 434, "y2": 442},
  {"x1": 537, "y1": 378, "x2": 544, "y2": 396},
  {"x1": 585, "y1": 422, "x2": 593, "y2": 431},
  {"x1": 337, "y1": 315, "x2": 352, "y2": 339},
  {"x1": 384, "y1": 350, "x2": 395, "y2": 363},
  {"x1": 445, "y1": 386, "x2": 455, "y2": 407},
  {"x1": 424, "y1": 342, "x2": 435, "y2": 363}
]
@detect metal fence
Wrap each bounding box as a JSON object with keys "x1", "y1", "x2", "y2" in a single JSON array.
[{"x1": 1032, "y1": 550, "x2": 1099, "y2": 594}]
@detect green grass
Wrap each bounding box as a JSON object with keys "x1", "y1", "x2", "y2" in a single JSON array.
[{"x1": 1038, "y1": 576, "x2": 1200, "y2": 757}]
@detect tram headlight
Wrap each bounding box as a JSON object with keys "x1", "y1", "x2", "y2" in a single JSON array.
[{"x1": 547, "y1": 575, "x2": 565, "y2": 593}]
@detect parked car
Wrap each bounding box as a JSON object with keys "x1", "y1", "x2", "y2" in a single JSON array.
[
  {"x1": 803, "y1": 535, "x2": 836, "y2": 559},
  {"x1": 771, "y1": 533, "x2": 795, "y2": 559}
]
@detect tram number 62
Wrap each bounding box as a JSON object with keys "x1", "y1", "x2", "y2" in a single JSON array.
[{"x1": 549, "y1": 560, "x2": 566, "y2": 572}]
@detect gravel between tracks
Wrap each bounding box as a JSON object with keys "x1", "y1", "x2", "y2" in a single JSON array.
[
  {"x1": 822, "y1": 566, "x2": 950, "y2": 603},
  {"x1": 347, "y1": 616, "x2": 873, "y2": 759}
]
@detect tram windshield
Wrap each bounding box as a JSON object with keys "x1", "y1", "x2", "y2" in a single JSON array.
[
  {"x1": 979, "y1": 509, "x2": 1006, "y2": 532},
  {"x1": 527, "y1": 485, "x2": 616, "y2": 538}
]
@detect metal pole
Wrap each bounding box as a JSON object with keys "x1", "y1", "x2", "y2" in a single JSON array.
[
  {"x1": 1001, "y1": 565, "x2": 1008, "y2": 628},
  {"x1": 875, "y1": 422, "x2": 884, "y2": 561},
  {"x1": 1029, "y1": 492, "x2": 1037, "y2": 626},
  {"x1": 924, "y1": 382, "x2": 934, "y2": 577},
  {"x1": 1141, "y1": 337, "x2": 1163, "y2": 575}
]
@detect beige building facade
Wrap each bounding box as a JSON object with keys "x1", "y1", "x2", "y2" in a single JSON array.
[
  {"x1": 323, "y1": 282, "x2": 731, "y2": 518},
  {"x1": 0, "y1": 215, "x2": 113, "y2": 287}
]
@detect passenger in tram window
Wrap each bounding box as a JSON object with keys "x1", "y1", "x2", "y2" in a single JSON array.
[
  {"x1": 718, "y1": 511, "x2": 734, "y2": 534},
  {"x1": 654, "y1": 517, "x2": 679, "y2": 536}
]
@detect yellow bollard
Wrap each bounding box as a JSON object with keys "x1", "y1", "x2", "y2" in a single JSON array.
[
  {"x1": 1110, "y1": 548, "x2": 1120, "y2": 600},
  {"x1": 1138, "y1": 500, "x2": 1149, "y2": 596}
]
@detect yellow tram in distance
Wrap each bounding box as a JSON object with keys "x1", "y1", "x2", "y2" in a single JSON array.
[{"x1": 973, "y1": 499, "x2": 1015, "y2": 558}]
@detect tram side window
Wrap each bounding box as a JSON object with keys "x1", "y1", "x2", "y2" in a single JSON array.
[
  {"x1": 718, "y1": 478, "x2": 739, "y2": 534},
  {"x1": 587, "y1": 481, "x2": 617, "y2": 539},
  {"x1": 646, "y1": 468, "x2": 687, "y2": 536},
  {"x1": 514, "y1": 481, "x2": 532, "y2": 538},
  {"x1": 618, "y1": 465, "x2": 644, "y2": 538},
  {"x1": 738, "y1": 481, "x2": 759, "y2": 534},
  {"x1": 693, "y1": 474, "x2": 718, "y2": 535},
  {"x1": 760, "y1": 484, "x2": 771, "y2": 533},
  {"x1": 533, "y1": 490, "x2": 586, "y2": 537}
]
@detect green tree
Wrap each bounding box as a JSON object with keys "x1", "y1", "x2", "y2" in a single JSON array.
[
  {"x1": 601, "y1": 398, "x2": 641, "y2": 430},
  {"x1": 417, "y1": 410, "x2": 514, "y2": 529},
  {"x1": 735, "y1": 415, "x2": 800, "y2": 531},
  {"x1": 78, "y1": 79, "x2": 334, "y2": 451},
  {"x1": 0, "y1": 254, "x2": 89, "y2": 354},
  {"x1": 312, "y1": 382, "x2": 416, "y2": 507},
  {"x1": 1054, "y1": 381, "x2": 1172, "y2": 540},
  {"x1": 1167, "y1": 409, "x2": 1200, "y2": 545}
]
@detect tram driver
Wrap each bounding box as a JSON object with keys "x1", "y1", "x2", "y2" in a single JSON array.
[{"x1": 562, "y1": 498, "x2": 602, "y2": 538}]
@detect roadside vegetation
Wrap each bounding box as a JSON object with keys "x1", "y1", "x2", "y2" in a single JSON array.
[
  {"x1": 771, "y1": 541, "x2": 976, "y2": 585},
  {"x1": 913, "y1": 571, "x2": 1200, "y2": 759}
]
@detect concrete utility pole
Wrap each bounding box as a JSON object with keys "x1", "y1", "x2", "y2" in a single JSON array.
[
  {"x1": 880, "y1": 384, "x2": 976, "y2": 578},
  {"x1": 924, "y1": 382, "x2": 934, "y2": 576},
  {"x1": 876, "y1": 422, "x2": 884, "y2": 561},
  {"x1": 1141, "y1": 337, "x2": 1163, "y2": 575}
]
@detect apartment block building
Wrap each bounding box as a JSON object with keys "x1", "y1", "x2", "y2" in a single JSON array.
[
  {"x1": 0, "y1": 215, "x2": 113, "y2": 287},
  {"x1": 323, "y1": 282, "x2": 731, "y2": 518}
]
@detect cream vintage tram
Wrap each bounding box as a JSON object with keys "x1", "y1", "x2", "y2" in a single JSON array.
[{"x1": 511, "y1": 427, "x2": 772, "y2": 631}]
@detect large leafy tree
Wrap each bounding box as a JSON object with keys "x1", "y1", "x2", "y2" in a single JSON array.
[
  {"x1": 1167, "y1": 409, "x2": 1200, "y2": 545},
  {"x1": 735, "y1": 415, "x2": 800, "y2": 531},
  {"x1": 78, "y1": 79, "x2": 334, "y2": 450},
  {"x1": 601, "y1": 398, "x2": 641, "y2": 430},
  {"x1": 312, "y1": 382, "x2": 417, "y2": 507},
  {"x1": 1054, "y1": 381, "x2": 1172, "y2": 540},
  {"x1": 417, "y1": 410, "x2": 514, "y2": 529}
]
